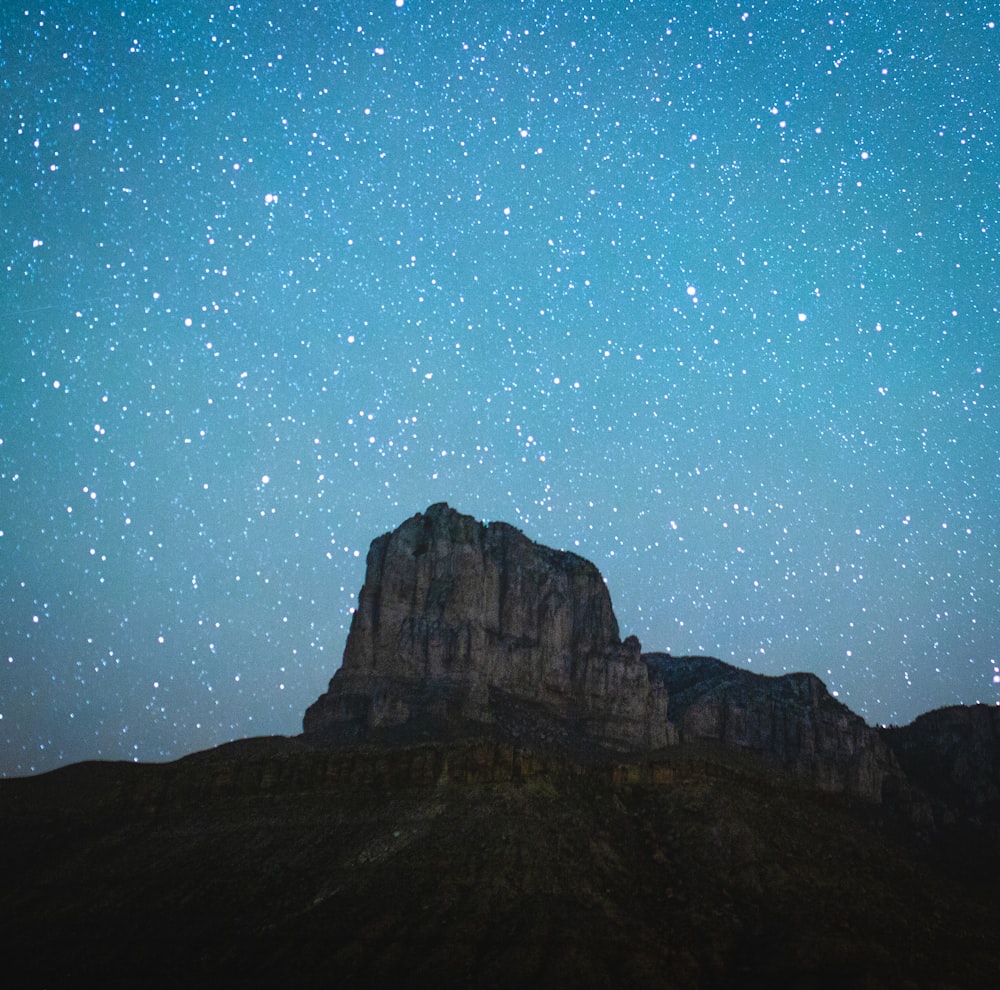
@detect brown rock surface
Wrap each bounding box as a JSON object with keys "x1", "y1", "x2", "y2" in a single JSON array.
[
  {"x1": 304, "y1": 503, "x2": 669, "y2": 749},
  {"x1": 645, "y1": 654, "x2": 901, "y2": 802}
]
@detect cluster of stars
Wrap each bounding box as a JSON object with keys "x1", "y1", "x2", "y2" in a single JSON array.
[{"x1": 1, "y1": 1, "x2": 997, "y2": 775}]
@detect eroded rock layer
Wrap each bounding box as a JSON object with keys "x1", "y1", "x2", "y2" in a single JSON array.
[
  {"x1": 304, "y1": 503, "x2": 669, "y2": 749},
  {"x1": 304, "y1": 503, "x2": 993, "y2": 812}
]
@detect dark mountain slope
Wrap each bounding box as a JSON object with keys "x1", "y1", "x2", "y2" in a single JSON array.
[
  {"x1": 3, "y1": 504, "x2": 998, "y2": 987},
  {"x1": 3, "y1": 737, "x2": 997, "y2": 989}
]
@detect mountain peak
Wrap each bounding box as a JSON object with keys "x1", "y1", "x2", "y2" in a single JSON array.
[
  {"x1": 303, "y1": 506, "x2": 901, "y2": 797},
  {"x1": 304, "y1": 503, "x2": 669, "y2": 749}
]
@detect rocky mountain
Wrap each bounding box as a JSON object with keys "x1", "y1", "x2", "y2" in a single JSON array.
[
  {"x1": 644, "y1": 653, "x2": 899, "y2": 802},
  {"x1": 3, "y1": 503, "x2": 999, "y2": 988},
  {"x1": 306, "y1": 505, "x2": 900, "y2": 803},
  {"x1": 301, "y1": 502, "x2": 999, "y2": 846},
  {"x1": 882, "y1": 703, "x2": 1000, "y2": 857},
  {"x1": 304, "y1": 502, "x2": 671, "y2": 750}
]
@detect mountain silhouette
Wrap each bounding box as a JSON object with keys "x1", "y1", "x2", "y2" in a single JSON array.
[{"x1": 3, "y1": 504, "x2": 998, "y2": 987}]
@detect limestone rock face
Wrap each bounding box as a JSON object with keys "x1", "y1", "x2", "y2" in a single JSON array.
[
  {"x1": 303, "y1": 503, "x2": 669, "y2": 749},
  {"x1": 644, "y1": 654, "x2": 900, "y2": 801},
  {"x1": 305, "y1": 504, "x2": 991, "y2": 811}
]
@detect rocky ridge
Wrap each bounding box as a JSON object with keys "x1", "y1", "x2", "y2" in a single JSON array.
[
  {"x1": 882, "y1": 703, "x2": 1000, "y2": 850},
  {"x1": 305, "y1": 503, "x2": 914, "y2": 803},
  {"x1": 645, "y1": 653, "x2": 899, "y2": 800},
  {"x1": 4, "y1": 502, "x2": 999, "y2": 988},
  {"x1": 304, "y1": 502, "x2": 670, "y2": 750}
]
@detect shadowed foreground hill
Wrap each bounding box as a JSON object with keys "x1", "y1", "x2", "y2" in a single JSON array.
[
  {"x1": 3, "y1": 735, "x2": 998, "y2": 989},
  {"x1": 3, "y1": 505, "x2": 998, "y2": 987}
]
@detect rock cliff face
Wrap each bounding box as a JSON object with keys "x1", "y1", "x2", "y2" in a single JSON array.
[
  {"x1": 304, "y1": 503, "x2": 991, "y2": 812},
  {"x1": 304, "y1": 503, "x2": 670, "y2": 749},
  {"x1": 644, "y1": 654, "x2": 899, "y2": 800}
]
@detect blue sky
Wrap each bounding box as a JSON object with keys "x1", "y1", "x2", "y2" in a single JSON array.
[{"x1": 2, "y1": 0, "x2": 997, "y2": 774}]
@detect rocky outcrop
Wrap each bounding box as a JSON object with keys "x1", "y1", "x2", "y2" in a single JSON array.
[
  {"x1": 10, "y1": 507, "x2": 1000, "y2": 989},
  {"x1": 644, "y1": 654, "x2": 901, "y2": 801},
  {"x1": 303, "y1": 503, "x2": 992, "y2": 812},
  {"x1": 304, "y1": 503, "x2": 670, "y2": 749},
  {"x1": 882, "y1": 705, "x2": 1000, "y2": 852}
]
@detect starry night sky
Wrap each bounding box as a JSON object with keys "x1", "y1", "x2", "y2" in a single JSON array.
[{"x1": 3, "y1": 1, "x2": 998, "y2": 775}]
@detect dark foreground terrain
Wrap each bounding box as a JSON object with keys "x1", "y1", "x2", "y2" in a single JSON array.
[
  {"x1": 3, "y1": 733, "x2": 997, "y2": 989},
  {"x1": 6, "y1": 506, "x2": 998, "y2": 987}
]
